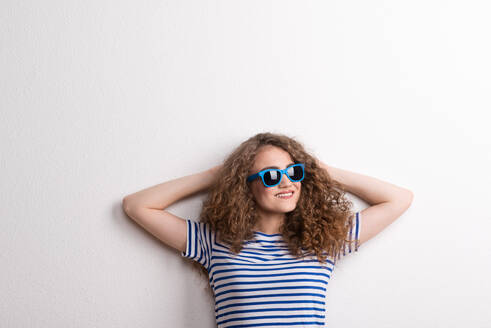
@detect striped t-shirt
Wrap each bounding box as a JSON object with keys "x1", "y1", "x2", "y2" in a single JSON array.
[{"x1": 181, "y1": 211, "x2": 362, "y2": 328}]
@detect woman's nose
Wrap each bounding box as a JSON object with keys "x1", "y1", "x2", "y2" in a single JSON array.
[{"x1": 279, "y1": 173, "x2": 293, "y2": 186}]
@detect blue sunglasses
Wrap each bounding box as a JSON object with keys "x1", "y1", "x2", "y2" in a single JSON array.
[{"x1": 247, "y1": 163, "x2": 305, "y2": 187}]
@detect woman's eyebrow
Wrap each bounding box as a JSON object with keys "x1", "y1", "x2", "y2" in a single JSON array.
[{"x1": 260, "y1": 162, "x2": 295, "y2": 171}]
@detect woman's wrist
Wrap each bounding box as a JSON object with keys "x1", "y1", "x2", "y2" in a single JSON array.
[{"x1": 208, "y1": 164, "x2": 223, "y2": 176}]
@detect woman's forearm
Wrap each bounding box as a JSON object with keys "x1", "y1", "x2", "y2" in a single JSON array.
[
  {"x1": 318, "y1": 160, "x2": 412, "y2": 205},
  {"x1": 123, "y1": 164, "x2": 222, "y2": 211}
]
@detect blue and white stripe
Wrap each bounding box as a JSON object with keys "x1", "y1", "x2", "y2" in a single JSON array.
[{"x1": 181, "y1": 211, "x2": 362, "y2": 327}]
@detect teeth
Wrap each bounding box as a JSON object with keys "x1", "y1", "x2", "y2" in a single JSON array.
[{"x1": 276, "y1": 192, "x2": 293, "y2": 198}]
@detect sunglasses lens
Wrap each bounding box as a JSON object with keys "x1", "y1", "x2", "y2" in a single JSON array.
[
  {"x1": 287, "y1": 165, "x2": 304, "y2": 181},
  {"x1": 263, "y1": 170, "x2": 281, "y2": 187},
  {"x1": 262, "y1": 165, "x2": 304, "y2": 187}
]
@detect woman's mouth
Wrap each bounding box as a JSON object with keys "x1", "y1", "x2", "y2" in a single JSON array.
[{"x1": 275, "y1": 191, "x2": 294, "y2": 199}]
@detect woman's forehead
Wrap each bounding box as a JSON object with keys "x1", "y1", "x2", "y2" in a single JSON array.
[{"x1": 253, "y1": 149, "x2": 294, "y2": 171}]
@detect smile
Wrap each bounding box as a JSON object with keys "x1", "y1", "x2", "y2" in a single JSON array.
[{"x1": 275, "y1": 191, "x2": 293, "y2": 199}]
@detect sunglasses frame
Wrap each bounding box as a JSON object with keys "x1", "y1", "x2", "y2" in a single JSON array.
[{"x1": 247, "y1": 163, "x2": 305, "y2": 188}]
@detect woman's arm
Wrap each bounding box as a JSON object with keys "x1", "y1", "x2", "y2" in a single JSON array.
[
  {"x1": 317, "y1": 160, "x2": 413, "y2": 245},
  {"x1": 319, "y1": 161, "x2": 412, "y2": 204},
  {"x1": 121, "y1": 164, "x2": 223, "y2": 253},
  {"x1": 123, "y1": 164, "x2": 223, "y2": 211}
]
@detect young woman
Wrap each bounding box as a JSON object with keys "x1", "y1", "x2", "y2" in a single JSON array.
[{"x1": 123, "y1": 132, "x2": 413, "y2": 327}]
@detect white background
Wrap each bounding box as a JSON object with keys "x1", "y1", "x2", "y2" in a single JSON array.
[{"x1": 1, "y1": 1, "x2": 490, "y2": 327}]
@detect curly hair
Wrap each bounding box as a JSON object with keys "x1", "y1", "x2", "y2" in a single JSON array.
[{"x1": 184, "y1": 132, "x2": 359, "y2": 297}]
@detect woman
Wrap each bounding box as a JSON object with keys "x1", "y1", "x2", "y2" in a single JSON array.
[{"x1": 122, "y1": 132, "x2": 413, "y2": 327}]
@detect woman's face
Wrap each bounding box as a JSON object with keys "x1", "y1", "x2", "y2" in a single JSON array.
[{"x1": 247, "y1": 145, "x2": 302, "y2": 215}]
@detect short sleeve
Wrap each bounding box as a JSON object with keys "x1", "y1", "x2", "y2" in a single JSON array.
[
  {"x1": 180, "y1": 219, "x2": 214, "y2": 271},
  {"x1": 337, "y1": 211, "x2": 362, "y2": 260}
]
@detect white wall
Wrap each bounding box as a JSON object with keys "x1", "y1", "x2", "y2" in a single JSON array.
[{"x1": 1, "y1": 1, "x2": 490, "y2": 327}]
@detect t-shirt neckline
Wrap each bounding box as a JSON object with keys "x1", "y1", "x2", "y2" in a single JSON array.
[{"x1": 253, "y1": 231, "x2": 282, "y2": 237}]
